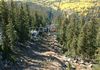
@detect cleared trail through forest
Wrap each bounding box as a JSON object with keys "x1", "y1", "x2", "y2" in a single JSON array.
[
  {"x1": 0, "y1": 33, "x2": 93, "y2": 70},
  {"x1": 5, "y1": 33, "x2": 67, "y2": 70},
  {"x1": 15, "y1": 33, "x2": 93, "y2": 70}
]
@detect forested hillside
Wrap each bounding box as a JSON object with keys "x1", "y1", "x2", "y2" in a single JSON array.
[{"x1": 0, "y1": 0, "x2": 100, "y2": 70}]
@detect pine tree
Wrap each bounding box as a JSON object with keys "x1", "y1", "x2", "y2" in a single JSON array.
[
  {"x1": 7, "y1": 0, "x2": 18, "y2": 51},
  {"x1": 17, "y1": 4, "x2": 29, "y2": 43},
  {"x1": 78, "y1": 19, "x2": 97, "y2": 59},
  {"x1": 70, "y1": 15, "x2": 80, "y2": 56},
  {"x1": 60, "y1": 17, "x2": 69, "y2": 53},
  {"x1": 25, "y1": 4, "x2": 34, "y2": 39},
  {"x1": 65, "y1": 14, "x2": 79, "y2": 56},
  {"x1": 34, "y1": 12, "x2": 44, "y2": 29},
  {"x1": 26, "y1": 4, "x2": 32, "y2": 30},
  {"x1": 6, "y1": 17, "x2": 17, "y2": 52},
  {"x1": 56, "y1": 14, "x2": 63, "y2": 45},
  {"x1": 1, "y1": 0, "x2": 13, "y2": 60}
]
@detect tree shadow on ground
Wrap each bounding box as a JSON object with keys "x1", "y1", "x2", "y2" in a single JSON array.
[{"x1": 15, "y1": 42, "x2": 66, "y2": 70}]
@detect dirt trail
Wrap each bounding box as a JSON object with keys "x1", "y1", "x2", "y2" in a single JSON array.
[
  {"x1": 0, "y1": 34, "x2": 93, "y2": 70},
  {"x1": 12, "y1": 34, "x2": 67, "y2": 70}
]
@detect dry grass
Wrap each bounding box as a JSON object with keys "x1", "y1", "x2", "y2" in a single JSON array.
[{"x1": 53, "y1": 2, "x2": 100, "y2": 15}]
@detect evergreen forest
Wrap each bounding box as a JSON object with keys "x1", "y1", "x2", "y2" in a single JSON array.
[{"x1": 0, "y1": 0, "x2": 100, "y2": 70}]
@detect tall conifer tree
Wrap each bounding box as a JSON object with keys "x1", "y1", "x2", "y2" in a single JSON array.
[
  {"x1": 78, "y1": 19, "x2": 97, "y2": 59},
  {"x1": 1, "y1": 0, "x2": 12, "y2": 60},
  {"x1": 17, "y1": 4, "x2": 29, "y2": 43}
]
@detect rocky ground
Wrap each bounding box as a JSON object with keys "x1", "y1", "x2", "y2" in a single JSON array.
[{"x1": 0, "y1": 33, "x2": 94, "y2": 70}]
